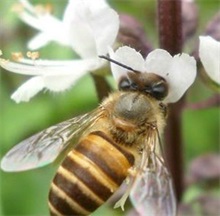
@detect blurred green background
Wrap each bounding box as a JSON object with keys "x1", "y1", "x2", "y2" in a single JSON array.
[{"x1": 0, "y1": 0, "x2": 219, "y2": 215}]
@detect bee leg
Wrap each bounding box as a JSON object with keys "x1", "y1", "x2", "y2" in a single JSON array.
[{"x1": 113, "y1": 167, "x2": 138, "y2": 211}]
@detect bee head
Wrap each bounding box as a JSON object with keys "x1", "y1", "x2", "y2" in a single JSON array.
[
  {"x1": 99, "y1": 55, "x2": 168, "y2": 100},
  {"x1": 119, "y1": 72, "x2": 168, "y2": 100}
]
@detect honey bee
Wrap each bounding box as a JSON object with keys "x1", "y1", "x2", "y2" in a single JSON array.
[{"x1": 1, "y1": 56, "x2": 176, "y2": 216}]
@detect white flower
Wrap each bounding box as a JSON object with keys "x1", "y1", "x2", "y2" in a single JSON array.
[
  {"x1": 199, "y1": 36, "x2": 220, "y2": 85},
  {"x1": 109, "y1": 46, "x2": 197, "y2": 103},
  {"x1": 1, "y1": 0, "x2": 119, "y2": 103}
]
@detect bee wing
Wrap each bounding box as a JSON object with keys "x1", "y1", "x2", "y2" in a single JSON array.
[
  {"x1": 129, "y1": 133, "x2": 176, "y2": 216},
  {"x1": 1, "y1": 109, "x2": 102, "y2": 172},
  {"x1": 129, "y1": 157, "x2": 176, "y2": 216}
]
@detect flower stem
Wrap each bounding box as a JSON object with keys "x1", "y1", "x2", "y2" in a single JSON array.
[
  {"x1": 158, "y1": 0, "x2": 182, "y2": 54},
  {"x1": 185, "y1": 94, "x2": 220, "y2": 110},
  {"x1": 91, "y1": 74, "x2": 111, "y2": 101},
  {"x1": 157, "y1": 0, "x2": 183, "y2": 202}
]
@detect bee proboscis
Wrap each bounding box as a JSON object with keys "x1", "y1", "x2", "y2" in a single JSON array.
[{"x1": 1, "y1": 57, "x2": 176, "y2": 216}]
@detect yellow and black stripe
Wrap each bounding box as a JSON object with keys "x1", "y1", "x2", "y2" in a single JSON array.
[{"x1": 48, "y1": 131, "x2": 134, "y2": 216}]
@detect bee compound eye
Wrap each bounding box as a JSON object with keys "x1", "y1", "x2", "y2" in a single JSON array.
[
  {"x1": 151, "y1": 81, "x2": 168, "y2": 100},
  {"x1": 119, "y1": 77, "x2": 131, "y2": 90},
  {"x1": 119, "y1": 77, "x2": 138, "y2": 91}
]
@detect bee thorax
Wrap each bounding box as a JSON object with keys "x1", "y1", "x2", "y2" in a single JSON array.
[{"x1": 113, "y1": 93, "x2": 151, "y2": 123}]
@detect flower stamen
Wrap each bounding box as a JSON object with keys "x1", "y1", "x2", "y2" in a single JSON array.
[
  {"x1": 11, "y1": 52, "x2": 24, "y2": 61},
  {"x1": 26, "y1": 51, "x2": 40, "y2": 60},
  {"x1": 35, "y1": 4, "x2": 53, "y2": 15},
  {"x1": 0, "y1": 58, "x2": 9, "y2": 65},
  {"x1": 11, "y1": 3, "x2": 24, "y2": 13}
]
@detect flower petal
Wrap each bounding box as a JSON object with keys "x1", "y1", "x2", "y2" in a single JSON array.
[
  {"x1": 92, "y1": 9, "x2": 119, "y2": 56},
  {"x1": 19, "y1": 0, "x2": 36, "y2": 14},
  {"x1": 199, "y1": 36, "x2": 220, "y2": 84},
  {"x1": 164, "y1": 53, "x2": 197, "y2": 103},
  {"x1": 63, "y1": 0, "x2": 119, "y2": 58},
  {"x1": 44, "y1": 70, "x2": 91, "y2": 92},
  {"x1": 10, "y1": 67, "x2": 96, "y2": 103},
  {"x1": 10, "y1": 68, "x2": 93, "y2": 103},
  {"x1": 145, "y1": 49, "x2": 172, "y2": 75},
  {"x1": 27, "y1": 32, "x2": 52, "y2": 50},
  {"x1": 145, "y1": 49, "x2": 196, "y2": 102},
  {"x1": 0, "y1": 58, "x2": 99, "y2": 76},
  {"x1": 11, "y1": 76, "x2": 45, "y2": 103},
  {"x1": 19, "y1": 1, "x2": 62, "y2": 32},
  {"x1": 109, "y1": 46, "x2": 146, "y2": 82},
  {"x1": 18, "y1": 1, "x2": 69, "y2": 49},
  {"x1": 3, "y1": 57, "x2": 102, "y2": 102},
  {"x1": 109, "y1": 46, "x2": 196, "y2": 103}
]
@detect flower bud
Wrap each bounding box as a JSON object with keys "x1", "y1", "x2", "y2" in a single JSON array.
[
  {"x1": 204, "y1": 12, "x2": 220, "y2": 41},
  {"x1": 182, "y1": 0, "x2": 198, "y2": 41},
  {"x1": 187, "y1": 153, "x2": 220, "y2": 184},
  {"x1": 118, "y1": 14, "x2": 153, "y2": 58}
]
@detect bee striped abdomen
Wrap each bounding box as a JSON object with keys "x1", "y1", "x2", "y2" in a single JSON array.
[{"x1": 49, "y1": 131, "x2": 135, "y2": 216}]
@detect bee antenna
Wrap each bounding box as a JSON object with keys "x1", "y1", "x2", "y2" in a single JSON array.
[{"x1": 99, "y1": 55, "x2": 139, "y2": 73}]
